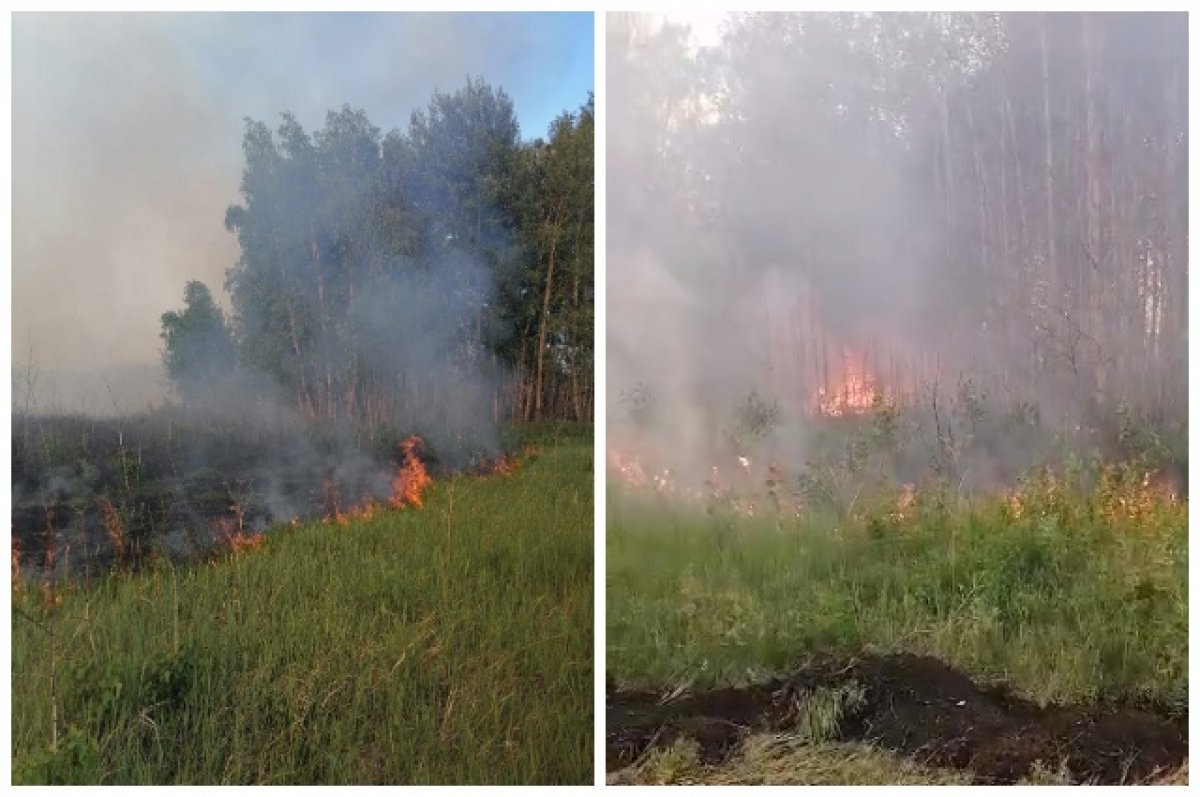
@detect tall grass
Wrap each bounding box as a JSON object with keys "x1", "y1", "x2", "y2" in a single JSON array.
[
  {"x1": 608, "y1": 468, "x2": 1186, "y2": 709},
  {"x1": 12, "y1": 434, "x2": 593, "y2": 784}
]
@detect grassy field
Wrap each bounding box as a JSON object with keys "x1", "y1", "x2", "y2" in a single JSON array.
[
  {"x1": 608, "y1": 470, "x2": 1186, "y2": 707},
  {"x1": 607, "y1": 464, "x2": 1186, "y2": 783},
  {"x1": 12, "y1": 428, "x2": 593, "y2": 785}
]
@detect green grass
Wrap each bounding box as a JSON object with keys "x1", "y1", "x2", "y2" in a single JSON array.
[
  {"x1": 12, "y1": 437, "x2": 593, "y2": 785},
  {"x1": 607, "y1": 471, "x2": 1186, "y2": 708}
]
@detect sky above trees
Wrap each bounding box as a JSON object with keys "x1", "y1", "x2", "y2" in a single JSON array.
[{"x1": 12, "y1": 12, "x2": 593, "y2": 381}]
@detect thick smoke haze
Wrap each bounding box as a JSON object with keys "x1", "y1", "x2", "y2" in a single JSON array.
[
  {"x1": 11, "y1": 14, "x2": 595, "y2": 574},
  {"x1": 608, "y1": 12, "x2": 1187, "y2": 484},
  {"x1": 12, "y1": 12, "x2": 592, "y2": 413}
]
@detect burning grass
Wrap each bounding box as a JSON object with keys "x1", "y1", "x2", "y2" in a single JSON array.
[
  {"x1": 319, "y1": 436, "x2": 435, "y2": 525},
  {"x1": 390, "y1": 435, "x2": 433, "y2": 509},
  {"x1": 11, "y1": 428, "x2": 593, "y2": 785}
]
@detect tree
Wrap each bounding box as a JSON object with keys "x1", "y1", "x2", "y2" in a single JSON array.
[
  {"x1": 508, "y1": 95, "x2": 594, "y2": 421},
  {"x1": 160, "y1": 281, "x2": 237, "y2": 402},
  {"x1": 215, "y1": 78, "x2": 595, "y2": 434},
  {"x1": 609, "y1": 11, "x2": 1185, "y2": 444}
]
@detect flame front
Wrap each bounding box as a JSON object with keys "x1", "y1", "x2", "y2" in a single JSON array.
[
  {"x1": 391, "y1": 435, "x2": 433, "y2": 509},
  {"x1": 812, "y1": 349, "x2": 893, "y2": 416}
]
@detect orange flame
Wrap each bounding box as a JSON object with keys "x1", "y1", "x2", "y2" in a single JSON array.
[
  {"x1": 12, "y1": 535, "x2": 21, "y2": 594},
  {"x1": 98, "y1": 497, "x2": 126, "y2": 565},
  {"x1": 213, "y1": 512, "x2": 266, "y2": 556},
  {"x1": 331, "y1": 501, "x2": 378, "y2": 526},
  {"x1": 479, "y1": 445, "x2": 537, "y2": 477},
  {"x1": 391, "y1": 436, "x2": 433, "y2": 509},
  {"x1": 813, "y1": 349, "x2": 892, "y2": 416}
]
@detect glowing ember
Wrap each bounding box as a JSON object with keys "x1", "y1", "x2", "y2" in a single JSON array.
[
  {"x1": 895, "y1": 483, "x2": 917, "y2": 518},
  {"x1": 491, "y1": 453, "x2": 520, "y2": 476},
  {"x1": 98, "y1": 497, "x2": 126, "y2": 564},
  {"x1": 391, "y1": 435, "x2": 433, "y2": 509},
  {"x1": 609, "y1": 446, "x2": 801, "y2": 518},
  {"x1": 608, "y1": 448, "x2": 647, "y2": 489},
  {"x1": 11, "y1": 535, "x2": 21, "y2": 592},
  {"x1": 1142, "y1": 469, "x2": 1182, "y2": 504}
]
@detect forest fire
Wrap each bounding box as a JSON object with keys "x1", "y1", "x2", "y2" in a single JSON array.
[
  {"x1": 11, "y1": 536, "x2": 21, "y2": 591},
  {"x1": 215, "y1": 521, "x2": 266, "y2": 555},
  {"x1": 313, "y1": 436, "x2": 529, "y2": 528},
  {"x1": 390, "y1": 435, "x2": 433, "y2": 509},
  {"x1": 318, "y1": 436, "x2": 433, "y2": 525},
  {"x1": 608, "y1": 447, "x2": 780, "y2": 516},
  {"x1": 213, "y1": 503, "x2": 266, "y2": 555},
  {"x1": 489, "y1": 452, "x2": 521, "y2": 477},
  {"x1": 812, "y1": 351, "x2": 893, "y2": 417},
  {"x1": 608, "y1": 448, "x2": 649, "y2": 490},
  {"x1": 98, "y1": 497, "x2": 126, "y2": 564}
]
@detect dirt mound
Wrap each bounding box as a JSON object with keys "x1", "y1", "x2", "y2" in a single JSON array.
[{"x1": 607, "y1": 653, "x2": 1186, "y2": 784}]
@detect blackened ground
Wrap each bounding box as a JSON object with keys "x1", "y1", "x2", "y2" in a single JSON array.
[
  {"x1": 607, "y1": 653, "x2": 1186, "y2": 784},
  {"x1": 11, "y1": 414, "x2": 464, "y2": 578}
]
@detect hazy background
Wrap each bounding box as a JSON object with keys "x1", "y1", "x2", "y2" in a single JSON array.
[
  {"x1": 607, "y1": 12, "x2": 1187, "y2": 482},
  {"x1": 12, "y1": 12, "x2": 593, "y2": 413}
]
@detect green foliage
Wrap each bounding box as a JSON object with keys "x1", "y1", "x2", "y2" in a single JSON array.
[
  {"x1": 12, "y1": 725, "x2": 101, "y2": 785},
  {"x1": 608, "y1": 473, "x2": 1186, "y2": 709},
  {"x1": 503, "y1": 94, "x2": 594, "y2": 421},
  {"x1": 731, "y1": 390, "x2": 780, "y2": 447},
  {"x1": 159, "y1": 281, "x2": 236, "y2": 401},
  {"x1": 213, "y1": 79, "x2": 593, "y2": 427}
]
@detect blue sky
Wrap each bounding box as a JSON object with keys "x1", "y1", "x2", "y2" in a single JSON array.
[
  {"x1": 168, "y1": 13, "x2": 594, "y2": 141},
  {"x1": 12, "y1": 12, "x2": 593, "y2": 379}
]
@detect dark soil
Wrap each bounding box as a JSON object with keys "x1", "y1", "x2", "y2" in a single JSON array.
[{"x1": 607, "y1": 652, "x2": 1187, "y2": 784}]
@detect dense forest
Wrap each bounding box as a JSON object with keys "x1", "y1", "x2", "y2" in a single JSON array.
[
  {"x1": 162, "y1": 78, "x2": 594, "y2": 433},
  {"x1": 609, "y1": 12, "x2": 1185, "y2": 470}
]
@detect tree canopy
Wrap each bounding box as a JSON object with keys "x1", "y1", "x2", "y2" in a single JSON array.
[
  {"x1": 159, "y1": 280, "x2": 237, "y2": 403},
  {"x1": 162, "y1": 78, "x2": 593, "y2": 435}
]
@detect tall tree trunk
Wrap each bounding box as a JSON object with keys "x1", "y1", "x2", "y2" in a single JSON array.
[
  {"x1": 534, "y1": 197, "x2": 567, "y2": 422},
  {"x1": 1040, "y1": 14, "x2": 1058, "y2": 311},
  {"x1": 277, "y1": 246, "x2": 314, "y2": 420}
]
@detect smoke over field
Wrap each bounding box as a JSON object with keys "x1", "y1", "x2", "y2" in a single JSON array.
[
  {"x1": 606, "y1": 13, "x2": 1186, "y2": 785},
  {"x1": 12, "y1": 14, "x2": 594, "y2": 576}
]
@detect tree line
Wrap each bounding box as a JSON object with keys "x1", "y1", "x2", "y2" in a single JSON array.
[
  {"x1": 162, "y1": 78, "x2": 593, "y2": 431},
  {"x1": 610, "y1": 12, "x2": 1185, "y2": 435}
]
